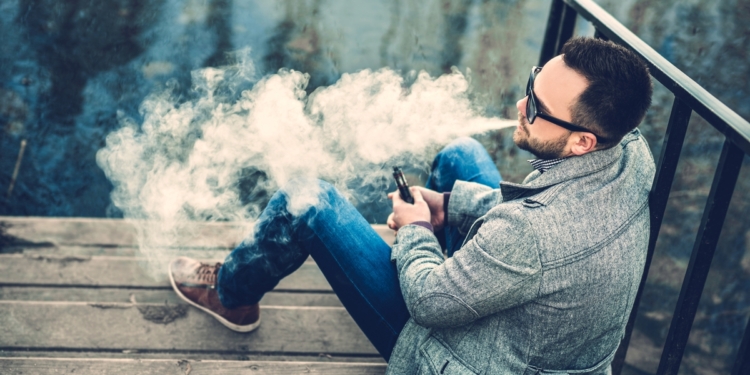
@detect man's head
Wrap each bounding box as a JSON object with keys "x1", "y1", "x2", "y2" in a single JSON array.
[{"x1": 514, "y1": 37, "x2": 653, "y2": 159}]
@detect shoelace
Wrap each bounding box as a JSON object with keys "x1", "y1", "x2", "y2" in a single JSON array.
[{"x1": 195, "y1": 262, "x2": 222, "y2": 286}]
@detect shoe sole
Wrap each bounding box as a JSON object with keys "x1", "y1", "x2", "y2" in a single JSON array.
[{"x1": 169, "y1": 257, "x2": 261, "y2": 333}]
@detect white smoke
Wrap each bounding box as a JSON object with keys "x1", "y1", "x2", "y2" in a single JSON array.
[{"x1": 96, "y1": 58, "x2": 515, "y2": 277}]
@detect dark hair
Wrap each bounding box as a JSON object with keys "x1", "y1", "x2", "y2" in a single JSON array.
[{"x1": 561, "y1": 37, "x2": 653, "y2": 149}]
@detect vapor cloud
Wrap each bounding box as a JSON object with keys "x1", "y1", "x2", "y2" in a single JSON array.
[{"x1": 96, "y1": 58, "x2": 514, "y2": 277}]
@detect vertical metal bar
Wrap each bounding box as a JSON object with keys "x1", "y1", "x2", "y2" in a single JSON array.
[
  {"x1": 732, "y1": 317, "x2": 750, "y2": 375},
  {"x1": 594, "y1": 28, "x2": 609, "y2": 41},
  {"x1": 656, "y1": 139, "x2": 745, "y2": 375},
  {"x1": 539, "y1": 0, "x2": 565, "y2": 66},
  {"x1": 611, "y1": 97, "x2": 692, "y2": 375},
  {"x1": 553, "y1": 2, "x2": 577, "y2": 55}
]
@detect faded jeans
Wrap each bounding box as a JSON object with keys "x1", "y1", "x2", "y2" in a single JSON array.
[{"x1": 217, "y1": 137, "x2": 502, "y2": 360}]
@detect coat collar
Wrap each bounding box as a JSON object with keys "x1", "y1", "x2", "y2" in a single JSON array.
[{"x1": 500, "y1": 141, "x2": 623, "y2": 202}]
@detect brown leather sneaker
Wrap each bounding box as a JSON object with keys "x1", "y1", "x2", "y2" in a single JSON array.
[{"x1": 169, "y1": 257, "x2": 260, "y2": 332}]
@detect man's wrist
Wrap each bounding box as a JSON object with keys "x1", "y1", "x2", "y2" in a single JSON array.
[{"x1": 408, "y1": 221, "x2": 434, "y2": 232}]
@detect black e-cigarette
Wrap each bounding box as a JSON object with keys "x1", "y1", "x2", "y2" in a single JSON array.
[{"x1": 392, "y1": 167, "x2": 414, "y2": 204}]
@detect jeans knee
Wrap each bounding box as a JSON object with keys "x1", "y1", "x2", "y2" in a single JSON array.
[
  {"x1": 279, "y1": 178, "x2": 333, "y2": 195},
  {"x1": 277, "y1": 178, "x2": 340, "y2": 216},
  {"x1": 436, "y1": 137, "x2": 485, "y2": 164},
  {"x1": 315, "y1": 180, "x2": 341, "y2": 203}
]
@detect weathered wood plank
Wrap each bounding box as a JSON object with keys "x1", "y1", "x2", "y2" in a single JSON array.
[
  {"x1": 0, "y1": 287, "x2": 342, "y2": 307},
  {"x1": 0, "y1": 255, "x2": 332, "y2": 291},
  {"x1": 0, "y1": 301, "x2": 378, "y2": 355},
  {"x1": 0, "y1": 352, "x2": 383, "y2": 364},
  {"x1": 0, "y1": 217, "x2": 395, "y2": 248},
  {"x1": 12, "y1": 245, "x2": 232, "y2": 259},
  {"x1": 0, "y1": 358, "x2": 386, "y2": 374},
  {"x1": 0, "y1": 217, "x2": 247, "y2": 248}
]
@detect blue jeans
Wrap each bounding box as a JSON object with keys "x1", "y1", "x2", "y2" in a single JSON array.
[{"x1": 217, "y1": 137, "x2": 501, "y2": 360}]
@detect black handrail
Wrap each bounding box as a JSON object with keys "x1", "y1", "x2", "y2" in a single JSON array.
[
  {"x1": 733, "y1": 317, "x2": 750, "y2": 375},
  {"x1": 618, "y1": 97, "x2": 690, "y2": 372},
  {"x1": 557, "y1": 0, "x2": 750, "y2": 155},
  {"x1": 539, "y1": 0, "x2": 750, "y2": 374}
]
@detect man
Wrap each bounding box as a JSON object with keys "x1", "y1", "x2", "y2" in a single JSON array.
[{"x1": 169, "y1": 37, "x2": 654, "y2": 374}]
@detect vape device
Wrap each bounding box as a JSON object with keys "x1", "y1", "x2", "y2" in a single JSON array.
[{"x1": 392, "y1": 166, "x2": 414, "y2": 204}]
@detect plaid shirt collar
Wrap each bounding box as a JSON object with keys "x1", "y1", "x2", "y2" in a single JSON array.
[{"x1": 528, "y1": 157, "x2": 567, "y2": 173}]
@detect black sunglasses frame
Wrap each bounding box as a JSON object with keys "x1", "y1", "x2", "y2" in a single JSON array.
[{"x1": 525, "y1": 66, "x2": 605, "y2": 142}]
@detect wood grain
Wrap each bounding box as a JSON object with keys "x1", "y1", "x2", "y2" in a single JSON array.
[
  {"x1": 0, "y1": 217, "x2": 395, "y2": 371},
  {"x1": 0, "y1": 358, "x2": 386, "y2": 374},
  {"x1": 0, "y1": 217, "x2": 395, "y2": 248},
  {"x1": 0, "y1": 301, "x2": 378, "y2": 355},
  {"x1": 0, "y1": 287, "x2": 343, "y2": 307},
  {"x1": 0, "y1": 255, "x2": 332, "y2": 291}
]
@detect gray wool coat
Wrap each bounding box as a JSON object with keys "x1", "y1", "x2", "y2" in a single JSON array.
[{"x1": 386, "y1": 129, "x2": 655, "y2": 374}]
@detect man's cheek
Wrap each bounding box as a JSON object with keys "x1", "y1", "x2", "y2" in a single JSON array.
[
  {"x1": 516, "y1": 113, "x2": 530, "y2": 135},
  {"x1": 519, "y1": 121, "x2": 530, "y2": 136}
]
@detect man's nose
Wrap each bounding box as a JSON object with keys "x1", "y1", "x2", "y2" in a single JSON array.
[{"x1": 516, "y1": 96, "x2": 527, "y2": 115}]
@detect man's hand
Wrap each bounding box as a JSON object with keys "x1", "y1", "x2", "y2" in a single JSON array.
[
  {"x1": 416, "y1": 187, "x2": 446, "y2": 232},
  {"x1": 387, "y1": 187, "x2": 444, "y2": 232}
]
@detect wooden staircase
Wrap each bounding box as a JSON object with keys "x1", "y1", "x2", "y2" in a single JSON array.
[{"x1": 0, "y1": 217, "x2": 394, "y2": 374}]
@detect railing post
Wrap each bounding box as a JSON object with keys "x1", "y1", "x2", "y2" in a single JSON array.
[
  {"x1": 732, "y1": 317, "x2": 750, "y2": 375},
  {"x1": 593, "y1": 28, "x2": 609, "y2": 41},
  {"x1": 539, "y1": 0, "x2": 565, "y2": 66},
  {"x1": 611, "y1": 97, "x2": 692, "y2": 374},
  {"x1": 655, "y1": 139, "x2": 745, "y2": 375},
  {"x1": 539, "y1": 0, "x2": 577, "y2": 66}
]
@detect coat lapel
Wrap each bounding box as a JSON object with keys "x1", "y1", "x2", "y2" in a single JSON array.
[{"x1": 500, "y1": 142, "x2": 623, "y2": 201}]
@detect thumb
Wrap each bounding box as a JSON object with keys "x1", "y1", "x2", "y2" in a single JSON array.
[{"x1": 410, "y1": 186, "x2": 425, "y2": 203}]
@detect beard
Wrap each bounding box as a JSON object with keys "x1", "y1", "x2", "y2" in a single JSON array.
[{"x1": 513, "y1": 111, "x2": 569, "y2": 159}]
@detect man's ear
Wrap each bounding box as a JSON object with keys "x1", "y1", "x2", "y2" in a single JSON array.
[{"x1": 569, "y1": 132, "x2": 598, "y2": 156}]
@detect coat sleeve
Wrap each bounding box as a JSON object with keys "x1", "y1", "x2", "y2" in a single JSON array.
[
  {"x1": 446, "y1": 180, "x2": 504, "y2": 234},
  {"x1": 391, "y1": 206, "x2": 542, "y2": 328}
]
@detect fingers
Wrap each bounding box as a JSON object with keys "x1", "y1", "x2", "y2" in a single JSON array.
[
  {"x1": 389, "y1": 186, "x2": 431, "y2": 230},
  {"x1": 420, "y1": 186, "x2": 442, "y2": 201},
  {"x1": 387, "y1": 213, "x2": 398, "y2": 231},
  {"x1": 391, "y1": 189, "x2": 404, "y2": 204},
  {"x1": 388, "y1": 190, "x2": 404, "y2": 202},
  {"x1": 410, "y1": 186, "x2": 425, "y2": 203},
  {"x1": 414, "y1": 186, "x2": 428, "y2": 194}
]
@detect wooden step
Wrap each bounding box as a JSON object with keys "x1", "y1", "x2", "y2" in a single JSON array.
[
  {"x1": 0, "y1": 358, "x2": 387, "y2": 374},
  {"x1": 1, "y1": 216, "x2": 394, "y2": 373},
  {"x1": 0, "y1": 287, "x2": 343, "y2": 307},
  {"x1": 0, "y1": 216, "x2": 395, "y2": 248},
  {"x1": 0, "y1": 300, "x2": 378, "y2": 355},
  {"x1": 0, "y1": 254, "x2": 332, "y2": 291},
  {"x1": 0, "y1": 217, "x2": 248, "y2": 248}
]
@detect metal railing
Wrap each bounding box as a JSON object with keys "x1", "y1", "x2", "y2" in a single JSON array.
[{"x1": 538, "y1": 0, "x2": 750, "y2": 374}]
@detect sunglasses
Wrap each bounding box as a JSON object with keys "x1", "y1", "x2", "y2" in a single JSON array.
[{"x1": 525, "y1": 66, "x2": 605, "y2": 142}]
